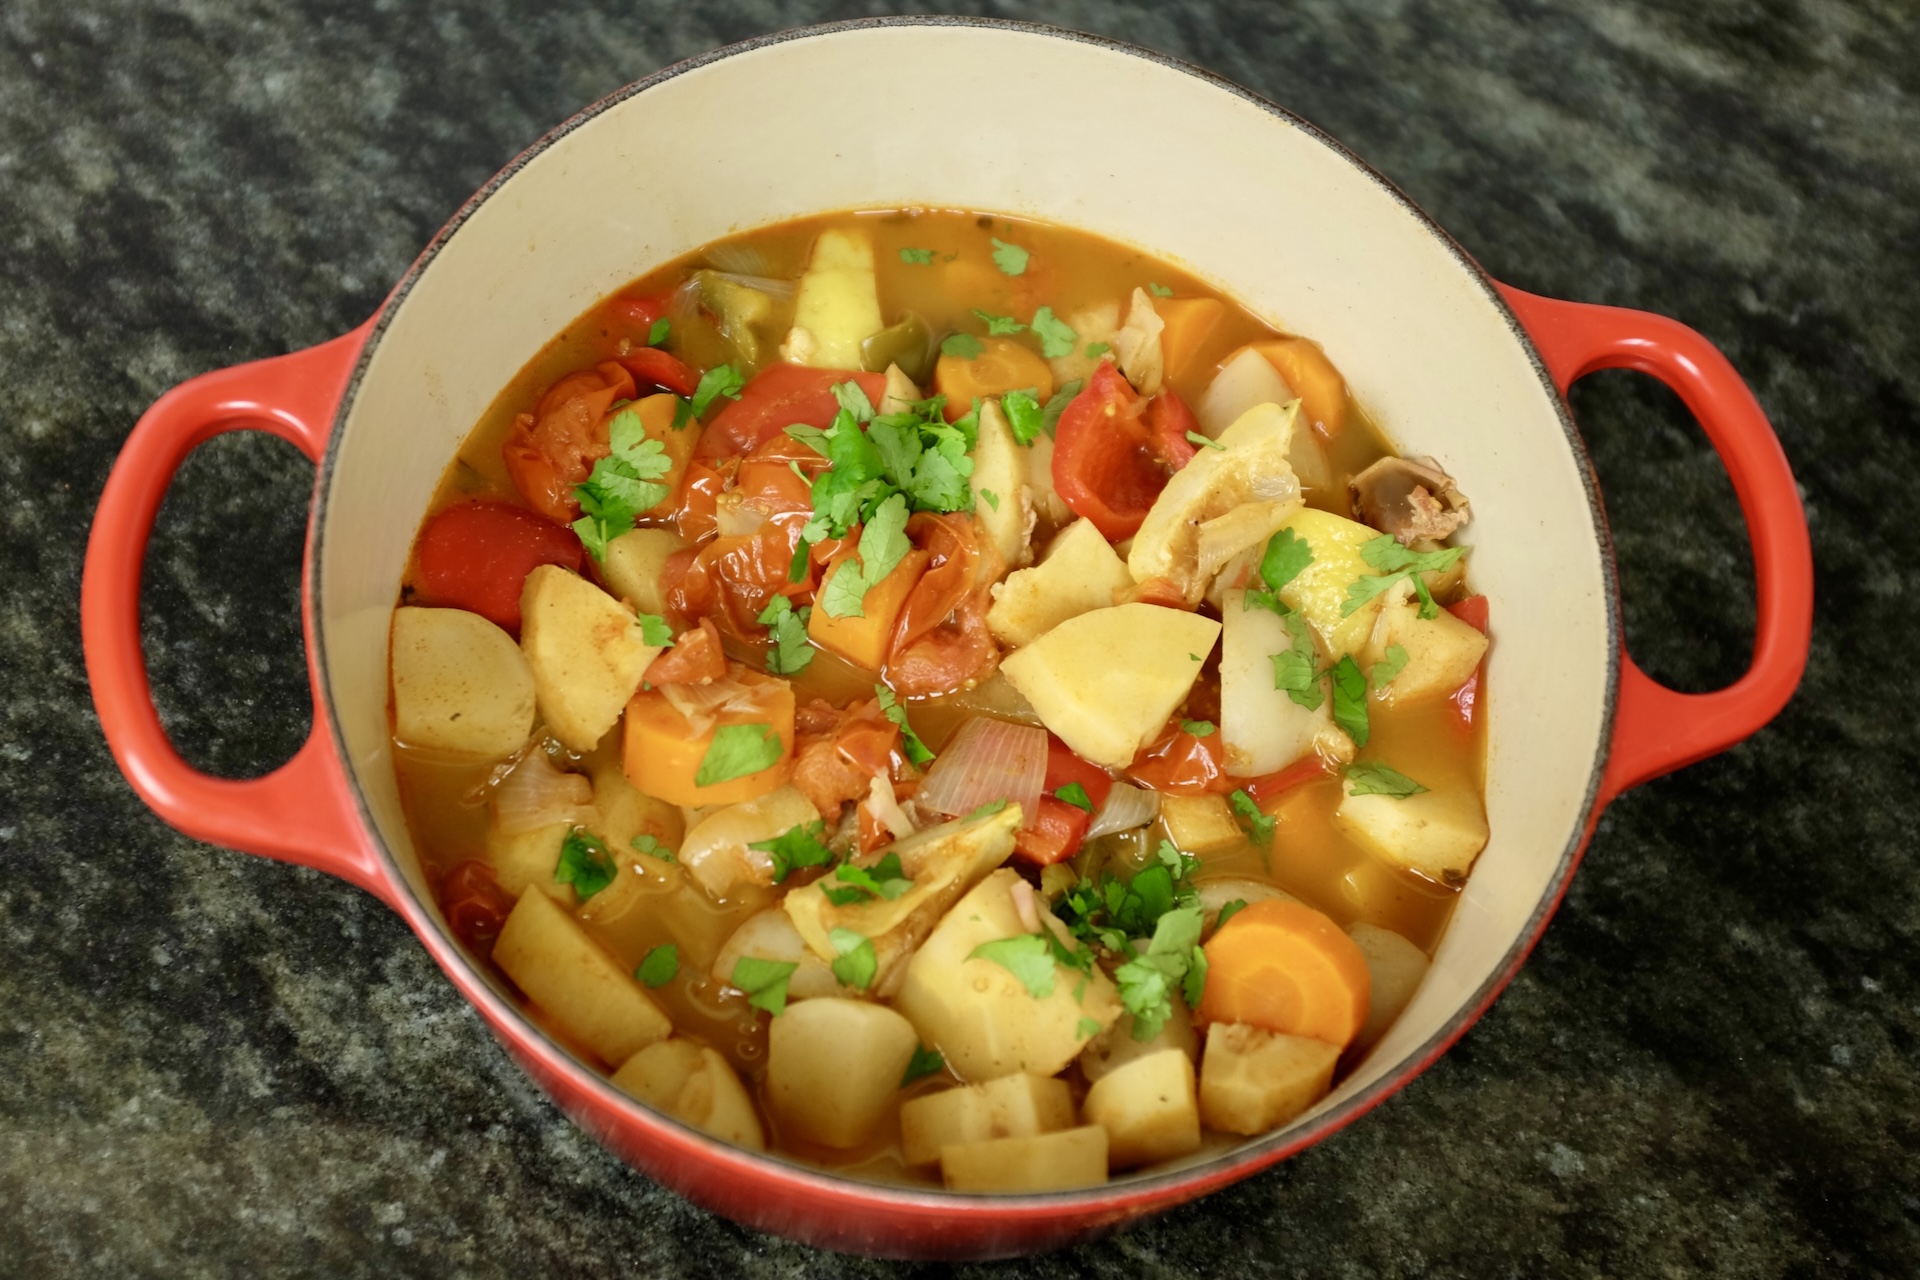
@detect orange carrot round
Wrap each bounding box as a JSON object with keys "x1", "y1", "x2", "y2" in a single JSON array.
[{"x1": 1196, "y1": 898, "x2": 1371, "y2": 1048}]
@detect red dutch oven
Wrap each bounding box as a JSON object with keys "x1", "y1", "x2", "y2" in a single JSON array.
[{"x1": 79, "y1": 19, "x2": 1811, "y2": 1259}]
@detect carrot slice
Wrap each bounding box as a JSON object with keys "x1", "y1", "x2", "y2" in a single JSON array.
[
  {"x1": 1197, "y1": 898, "x2": 1371, "y2": 1048},
  {"x1": 935, "y1": 336, "x2": 1054, "y2": 419},
  {"x1": 1247, "y1": 337, "x2": 1348, "y2": 438},
  {"x1": 622, "y1": 669, "x2": 795, "y2": 806}
]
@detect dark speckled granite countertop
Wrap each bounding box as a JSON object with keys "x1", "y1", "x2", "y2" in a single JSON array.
[{"x1": 4, "y1": 1, "x2": 1917, "y2": 1274}]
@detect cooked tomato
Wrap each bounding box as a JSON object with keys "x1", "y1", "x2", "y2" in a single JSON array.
[
  {"x1": 886, "y1": 512, "x2": 1003, "y2": 698},
  {"x1": 645, "y1": 617, "x2": 727, "y2": 685},
  {"x1": 1446, "y1": 595, "x2": 1489, "y2": 732},
  {"x1": 666, "y1": 527, "x2": 807, "y2": 638},
  {"x1": 1014, "y1": 796, "x2": 1093, "y2": 866},
  {"x1": 1245, "y1": 755, "x2": 1331, "y2": 804},
  {"x1": 616, "y1": 346, "x2": 699, "y2": 397},
  {"x1": 501, "y1": 361, "x2": 637, "y2": 524},
  {"x1": 1146, "y1": 387, "x2": 1202, "y2": 470},
  {"x1": 791, "y1": 697, "x2": 901, "y2": 822},
  {"x1": 1044, "y1": 735, "x2": 1113, "y2": 812},
  {"x1": 1051, "y1": 362, "x2": 1171, "y2": 540},
  {"x1": 441, "y1": 860, "x2": 513, "y2": 953},
  {"x1": 608, "y1": 293, "x2": 671, "y2": 334},
  {"x1": 695, "y1": 364, "x2": 887, "y2": 462},
  {"x1": 674, "y1": 458, "x2": 733, "y2": 545},
  {"x1": 411, "y1": 499, "x2": 582, "y2": 634},
  {"x1": 1129, "y1": 722, "x2": 1237, "y2": 795}
]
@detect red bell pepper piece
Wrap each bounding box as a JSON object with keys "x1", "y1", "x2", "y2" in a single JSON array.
[
  {"x1": 1146, "y1": 387, "x2": 1202, "y2": 470},
  {"x1": 1043, "y1": 735, "x2": 1114, "y2": 812},
  {"x1": 608, "y1": 293, "x2": 671, "y2": 333},
  {"x1": 411, "y1": 499, "x2": 582, "y2": 635},
  {"x1": 1014, "y1": 795, "x2": 1094, "y2": 866},
  {"x1": 616, "y1": 346, "x2": 699, "y2": 397},
  {"x1": 695, "y1": 364, "x2": 887, "y2": 462},
  {"x1": 1051, "y1": 363, "x2": 1172, "y2": 541},
  {"x1": 1245, "y1": 755, "x2": 1332, "y2": 805},
  {"x1": 1446, "y1": 595, "x2": 1490, "y2": 732}
]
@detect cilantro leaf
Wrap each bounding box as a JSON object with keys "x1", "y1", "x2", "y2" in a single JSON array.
[
  {"x1": 749, "y1": 819, "x2": 834, "y2": 883},
  {"x1": 1259, "y1": 528, "x2": 1314, "y2": 595},
  {"x1": 676, "y1": 363, "x2": 745, "y2": 429},
  {"x1": 1372, "y1": 642, "x2": 1410, "y2": 690},
  {"x1": 1186, "y1": 430, "x2": 1224, "y2": 451},
  {"x1": 875, "y1": 684, "x2": 934, "y2": 765},
  {"x1": 964, "y1": 799, "x2": 1009, "y2": 821},
  {"x1": 1180, "y1": 719, "x2": 1216, "y2": 737},
  {"x1": 858, "y1": 492, "x2": 912, "y2": 585},
  {"x1": 1182, "y1": 944, "x2": 1209, "y2": 1008},
  {"x1": 1272, "y1": 647, "x2": 1324, "y2": 710},
  {"x1": 636, "y1": 944, "x2": 678, "y2": 988},
  {"x1": 757, "y1": 595, "x2": 814, "y2": 675},
  {"x1": 1084, "y1": 342, "x2": 1111, "y2": 359},
  {"x1": 785, "y1": 423, "x2": 831, "y2": 456},
  {"x1": 829, "y1": 928, "x2": 879, "y2": 991},
  {"x1": 829, "y1": 852, "x2": 913, "y2": 905},
  {"x1": 968, "y1": 935, "x2": 1056, "y2": 998},
  {"x1": 1029, "y1": 306, "x2": 1077, "y2": 359},
  {"x1": 1331, "y1": 654, "x2": 1370, "y2": 747},
  {"x1": 979, "y1": 489, "x2": 1000, "y2": 510},
  {"x1": 636, "y1": 613, "x2": 673, "y2": 647},
  {"x1": 1113, "y1": 905, "x2": 1206, "y2": 1039},
  {"x1": 1039, "y1": 380, "x2": 1082, "y2": 439},
  {"x1": 973, "y1": 308, "x2": 1026, "y2": 336},
  {"x1": 899, "y1": 247, "x2": 936, "y2": 265},
  {"x1": 1214, "y1": 898, "x2": 1249, "y2": 932},
  {"x1": 1055, "y1": 781, "x2": 1094, "y2": 813},
  {"x1": 696, "y1": 723, "x2": 784, "y2": 787},
  {"x1": 940, "y1": 332, "x2": 984, "y2": 360},
  {"x1": 1343, "y1": 537, "x2": 1467, "y2": 619},
  {"x1": 729, "y1": 956, "x2": 798, "y2": 1015},
  {"x1": 990, "y1": 237, "x2": 1030, "y2": 276},
  {"x1": 1345, "y1": 761, "x2": 1430, "y2": 798},
  {"x1": 554, "y1": 828, "x2": 616, "y2": 900},
  {"x1": 1342, "y1": 570, "x2": 1411, "y2": 617},
  {"x1": 831, "y1": 378, "x2": 876, "y2": 423},
  {"x1": 570, "y1": 409, "x2": 675, "y2": 560},
  {"x1": 1076, "y1": 1017, "x2": 1103, "y2": 1040},
  {"x1": 1001, "y1": 388, "x2": 1044, "y2": 445},
  {"x1": 1147, "y1": 281, "x2": 1174, "y2": 297},
  {"x1": 631, "y1": 833, "x2": 675, "y2": 863},
  {"x1": 648, "y1": 318, "x2": 671, "y2": 347},
  {"x1": 1229, "y1": 789, "x2": 1276, "y2": 846},
  {"x1": 901, "y1": 1044, "x2": 945, "y2": 1086}
]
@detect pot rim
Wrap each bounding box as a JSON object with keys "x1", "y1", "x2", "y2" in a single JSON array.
[{"x1": 310, "y1": 15, "x2": 1620, "y2": 1216}]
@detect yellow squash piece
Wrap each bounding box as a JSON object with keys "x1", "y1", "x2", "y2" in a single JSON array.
[{"x1": 1273, "y1": 507, "x2": 1391, "y2": 660}]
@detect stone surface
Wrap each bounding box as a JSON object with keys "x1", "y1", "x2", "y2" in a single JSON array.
[{"x1": 3, "y1": 0, "x2": 1915, "y2": 1274}]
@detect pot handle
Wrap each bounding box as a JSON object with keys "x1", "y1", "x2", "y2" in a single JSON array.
[
  {"x1": 81, "y1": 322, "x2": 393, "y2": 901},
  {"x1": 1496, "y1": 284, "x2": 1812, "y2": 806}
]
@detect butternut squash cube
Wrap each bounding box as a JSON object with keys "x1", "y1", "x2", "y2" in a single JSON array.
[{"x1": 807, "y1": 549, "x2": 930, "y2": 672}]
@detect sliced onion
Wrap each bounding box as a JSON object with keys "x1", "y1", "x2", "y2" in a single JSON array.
[
  {"x1": 863, "y1": 773, "x2": 916, "y2": 841},
  {"x1": 662, "y1": 675, "x2": 765, "y2": 737},
  {"x1": 916, "y1": 716, "x2": 1048, "y2": 826},
  {"x1": 493, "y1": 748, "x2": 595, "y2": 835},
  {"x1": 1085, "y1": 781, "x2": 1160, "y2": 841}
]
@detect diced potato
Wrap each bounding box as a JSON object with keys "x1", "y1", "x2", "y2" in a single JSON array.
[
  {"x1": 939, "y1": 1126, "x2": 1110, "y2": 1193},
  {"x1": 603, "y1": 527, "x2": 688, "y2": 618},
  {"x1": 1047, "y1": 301, "x2": 1120, "y2": 387},
  {"x1": 612, "y1": 1039, "x2": 766, "y2": 1150},
  {"x1": 586, "y1": 760, "x2": 685, "y2": 858},
  {"x1": 493, "y1": 887, "x2": 671, "y2": 1067},
  {"x1": 898, "y1": 1072, "x2": 1075, "y2": 1167},
  {"x1": 986, "y1": 518, "x2": 1133, "y2": 649},
  {"x1": 1079, "y1": 1001, "x2": 1199, "y2": 1084},
  {"x1": 1158, "y1": 793, "x2": 1243, "y2": 855},
  {"x1": 520, "y1": 565, "x2": 664, "y2": 752},
  {"x1": 999, "y1": 604, "x2": 1220, "y2": 769},
  {"x1": 1127, "y1": 401, "x2": 1304, "y2": 604},
  {"x1": 969, "y1": 398, "x2": 1034, "y2": 574},
  {"x1": 390, "y1": 607, "x2": 535, "y2": 757},
  {"x1": 1083, "y1": 1048, "x2": 1203, "y2": 1169},
  {"x1": 895, "y1": 869, "x2": 1121, "y2": 1081},
  {"x1": 485, "y1": 819, "x2": 574, "y2": 904},
  {"x1": 784, "y1": 805, "x2": 1020, "y2": 997},
  {"x1": 1198, "y1": 1023, "x2": 1338, "y2": 1136},
  {"x1": 1334, "y1": 782, "x2": 1489, "y2": 883},
  {"x1": 680, "y1": 784, "x2": 820, "y2": 902},
  {"x1": 765, "y1": 997, "x2": 919, "y2": 1148},
  {"x1": 1112, "y1": 287, "x2": 1166, "y2": 395},
  {"x1": 1021, "y1": 428, "x2": 1075, "y2": 527},
  {"x1": 786, "y1": 228, "x2": 883, "y2": 370},
  {"x1": 808, "y1": 549, "x2": 930, "y2": 672},
  {"x1": 1193, "y1": 876, "x2": 1302, "y2": 932},
  {"x1": 713, "y1": 907, "x2": 844, "y2": 1001},
  {"x1": 1273, "y1": 508, "x2": 1390, "y2": 659},
  {"x1": 1364, "y1": 579, "x2": 1490, "y2": 705},
  {"x1": 1346, "y1": 923, "x2": 1431, "y2": 1051},
  {"x1": 1219, "y1": 587, "x2": 1332, "y2": 776}
]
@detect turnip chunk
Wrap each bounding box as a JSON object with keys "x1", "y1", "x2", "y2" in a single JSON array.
[
  {"x1": 938, "y1": 1126, "x2": 1110, "y2": 1192},
  {"x1": 1198, "y1": 1023, "x2": 1338, "y2": 1136},
  {"x1": 493, "y1": 887, "x2": 671, "y2": 1068},
  {"x1": 1346, "y1": 923, "x2": 1431, "y2": 1051},
  {"x1": 898, "y1": 1073, "x2": 1075, "y2": 1167},
  {"x1": 1363, "y1": 578, "x2": 1490, "y2": 706},
  {"x1": 390, "y1": 606, "x2": 535, "y2": 758},
  {"x1": 1334, "y1": 780, "x2": 1489, "y2": 883},
  {"x1": 1219, "y1": 587, "x2": 1333, "y2": 777}
]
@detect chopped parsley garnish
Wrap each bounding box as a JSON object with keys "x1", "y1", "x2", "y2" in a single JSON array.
[
  {"x1": 1343, "y1": 537, "x2": 1466, "y2": 619},
  {"x1": 901, "y1": 1044, "x2": 946, "y2": 1086},
  {"x1": 829, "y1": 928, "x2": 878, "y2": 991},
  {"x1": 635, "y1": 944, "x2": 678, "y2": 988},
  {"x1": 1053, "y1": 839, "x2": 1201, "y2": 956},
  {"x1": 899, "y1": 247, "x2": 936, "y2": 265},
  {"x1": 1180, "y1": 719, "x2": 1216, "y2": 737},
  {"x1": 749, "y1": 819, "x2": 834, "y2": 883},
  {"x1": 973, "y1": 308, "x2": 1025, "y2": 336},
  {"x1": 1114, "y1": 905, "x2": 1205, "y2": 1039},
  {"x1": 968, "y1": 935, "x2": 1056, "y2": 998},
  {"x1": 1229, "y1": 789, "x2": 1275, "y2": 846},
  {"x1": 1001, "y1": 387, "x2": 1044, "y2": 445},
  {"x1": 729, "y1": 956, "x2": 798, "y2": 1016},
  {"x1": 1147, "y1": 281, "x2": 1174, "y2": 297},
  {"x1": 980, "y1": 488, "x2": 1000, "y2": 511},
  {"x1": 554, "y1": 828, "x2": 617, "y2": 900},
  {"x1": 1029, "y1": 306, "x2": 1077, "y2": 359},
  {"x1": 1214, "y1": 898, "x2": 1250, "y2": 932},
  {"x1": 695, "y1": 723, "x2": 784, "y2": 787},
  {"x1": 1055, "y1": 782, "x2": 1094, "y2": 813},
  {"x1": 1038, "y1": 379, "x2": 1083, "y2": 439},
  {"x1": 940, "y1": 332, "x2": 985, "y2": 360},
  {"x1": 1345, "y1": 761, "x2": 1430, "y2": 798},
  {"x1": 571, "y1": 407, "x2": 674, "y2": 562},
  {"x1": 1330, "y1": 654, "x2": 1370, "y2": 747},
  {"x1": 990, "y1": 237, "x2": 1030, "y2": 276},
  {"x1": 1186, "y1": 430, "x2": 1224, "y2": 451},
  {"x1": 822, "y1": 852, "x2": 913, "y2": 906},
  {"x1": 636, "y1": 613, "x2": 674, "y2": 647},
  {"x1": 873, "y1": 684, "x2": 934, "y2": 765},
  {"x1": 1372, "y1": 642, "x2": 1410, "y2": 690},
  {"x1": 1084, "y1": 341, "x2": 1111, "y2": 359},
  {"x1": 757, "y1": 595, "x2": 815, "y2": 675},
  {"x1": 631, "y1": 833, "x2": 675, "y2": 863},
  {"x1": 672, "y1": 362, "x2": 745, "y2": 430},
  {"x1": 1259, "y1": 528, "x2": 1314, "y2": 595},
  {"x1": 647, "y1": 318, "x2": 671, "y2": 347}
]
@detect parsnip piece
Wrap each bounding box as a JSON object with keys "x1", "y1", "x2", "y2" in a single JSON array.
[
  {"x1": 895, "y1": 869, "x2": 1121, "y2": 1081},
  {"x1": 1273, "y1": 507, "x2": 1391, "y2": 659},
  {"x1": 1112, "y1": 288, "x2": 1166, "y2": 395},
  {"x1": 1083, "y1": 1048, "x2": 1203, "y2": 1169},
  {"x1": 519, "y1": 565, "x2": 663, "y2": 752},
  {"x1": 786, "y1": 228, "x2": 883, "y2": 370},
  {"x1": 898, "y1": 1072, "x2": 1075, "y2": 1166},
  {"x1": 603, "y1": 528, "x2": 688, "y2": 618},
  {"x1": 1127, "y1": 402, "x2": 1304, "y2": 605},
  {"x1": 1198, "y1": 1023, "x2": 1338, "y2": 1136},
  {"x1": 1193, "y1": 876, "x2": 1302, "y2": 931},
  {"x1": 1334, "y1": 782, "x2": 1489, "y2": 883},
  {"x1": 712, "y1": 907, "x2": 844, "y2": 1001},
  {"x1": 390, "y1": 607, "x2": 535, "y2": 757},
  {"x1": 765, "y1": 997, "x2": 919, "y2": 1148},
  {"x1": 970, "y1": 398, "x2": 1033, "y2": 574},
  {"x1": 986, "y1": 519, "x2": 1134, "y2": 649},
  {"x1": 493, "y1": 887, "x2": 671, "y2": 1067},
  {"x1": 1219, "y1": 587, "x2": 1333, "y2": 776},
  {"x1": 1364, "y1": 579, "x2": 1490, "y2": 705},
  {"x1": 613, "y1": 1039, "x2": 766, "y2": 1150},
  {"x1": 1079, "y1": 1001, "x2": 1199, "y2": 1084},
  {"x1": 680, "y1": 784, "x2": 820, "y2": 901},
  {"x1": 485, "y1": 820, "x2": 575, "y2": 903},
  {"x1": 1346, "y1": 923, "x2": 1431, "y2": 1051},
  {"x1": 999, "y1": 604, "x2": 1220, "y2": 769},
  {"x1": 939, "y1": 1126, "x2": 1111, "y2": 1193},
  {"x1": 1157, "y1": 793, "x2": 1244, "y2": 854},
  {"x1": 879, "y1": 362, "x2": 921, "y2": 415}
]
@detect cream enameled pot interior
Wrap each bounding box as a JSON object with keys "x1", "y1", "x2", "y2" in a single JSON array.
[{"x1": 317, "y1": 22, "x2": 1612, "y2": 1166}]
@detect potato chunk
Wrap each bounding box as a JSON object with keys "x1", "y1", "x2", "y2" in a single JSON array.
[
  {"x1": 895, "y1": 869, "x2": 1121, "y2": 1081},
  {"x1": 765, "y1": 997, "x2": 919, "y2": 1148},
  {"x1": 602, "y1": 527, "x2": 687, "y2": 618},
  {"x1": 519, "y1": 565, "x2": 663, "y2": 752},
  {"x1": 1273, "y1": 508, "x2": 1391, "y2": 659},
  {"x1": 712, "y1": 907, "x2": 845, "y2": 1001},
  {"x1": 485, "y1": 820, "x2": 574, "y2": 904},
  {"x1": 1364, "y1": 579, "x2": 1490, "y2": 705},
  {"x1": 1083, "y1": 1048, "x2": 1203, "y2": 1169},
  {"x1": 612, "y1": 1039, "x2": 765, "y2": 1150},
  {"x1": 968, "y1": 398, "x2": 1033, "y2": 574},
  {"x1": 1157, "y1": 793, "x2": 1244, "y2": 855},
  {"x1": 1079, "y1": 1002, "x2": 1199, "y2": 1084},
  {"x1": 986, "y1": 518, "x2": 1134, "y2": 649},
  {"x1": 493, "y1": 887, "x2": 671, "y2": 1067},
  {"x1": 939, "y1": 1126, "x2": 1110, "y2": 1193},
  {"x1": 999, "y1": 604, "x2": 1220, "y2": 769},
  {"x1": 898, "y1": 1072, "x2": 1075, "y2": 1167},
  {"x1": 1198, "y1": 1023, "x2": 1338, "y2": 1136},
  {"x1": 786, "y1": 228, "x2": 883, "y2": 370},
  {"x1": 1193, "y1": 876, "x2": 1301, "y2": 932},
  {"x1": 1334, "y1": 782, "x2": 1489, "y2": 882},
  {"x1": 390, "y1": 607, "x2": 535, "y2": 757},
  {"x1": 1346, "y1": 923, "x2": 1432, "y2": 1051},
  {"x1": 1219, "y1": 587, "x2": 1333, "y2": 777}
]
